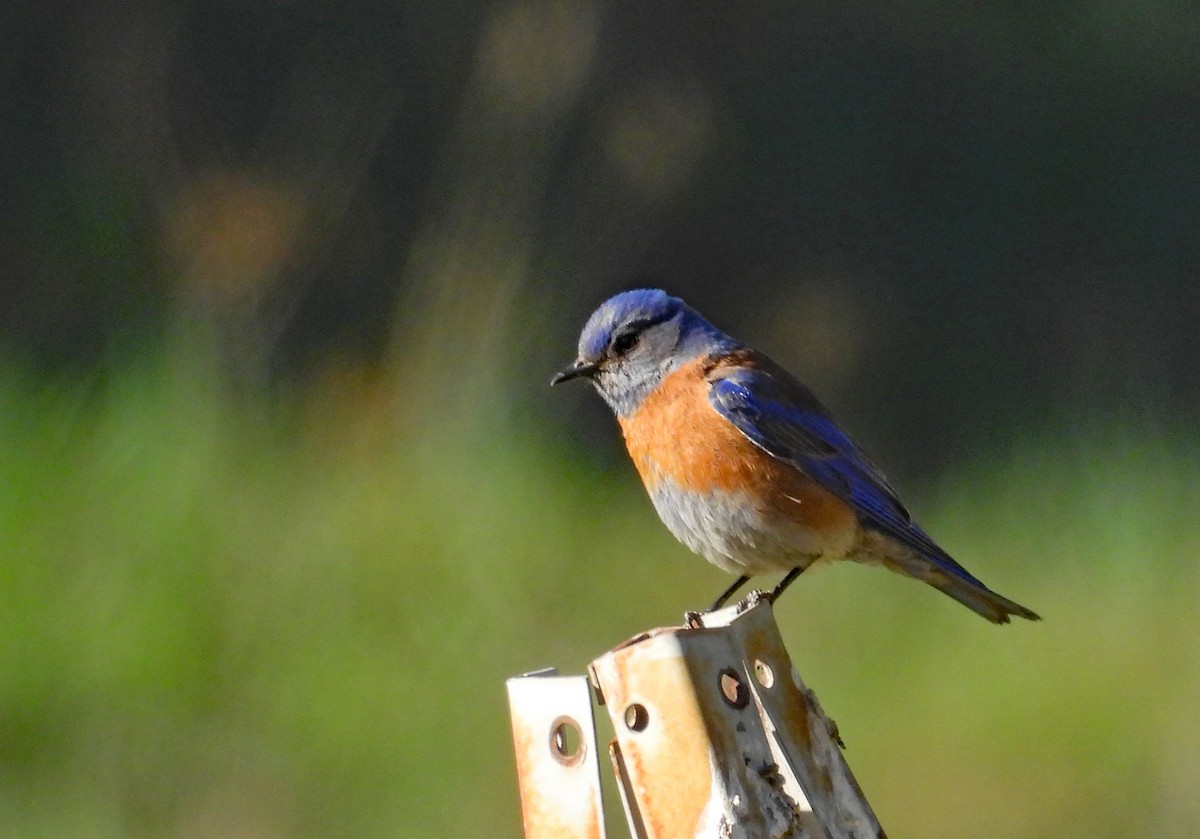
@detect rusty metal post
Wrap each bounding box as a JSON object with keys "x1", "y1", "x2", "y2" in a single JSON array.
[
  {"x1": 684, "y1": 595, "x2": 884, "y2": 839},
  {"x1": 507, "y1": 669, "x2": 608, "y2": 839},
  {"x1": 508, "y1": 594, "x2": 885, "y2": 839}
]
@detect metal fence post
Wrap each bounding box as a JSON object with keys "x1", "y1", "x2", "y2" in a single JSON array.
[
  {"x1": 507, "y1": 594, "x2": 885, "y2": 839},
  {"x1": 507, "y1": 669, "x2": 608, "y2": 839}
]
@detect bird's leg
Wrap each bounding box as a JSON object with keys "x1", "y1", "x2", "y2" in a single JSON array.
[
  {"x1": 709, "y1": 575, "x2": 750, "y2": 611},
  {"x1": 768, "y1": 567, "x2": 805, "y2": 603}
]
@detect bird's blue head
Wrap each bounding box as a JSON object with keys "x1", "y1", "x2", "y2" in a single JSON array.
[{"x1": 552, "y1": 289, "x2": 736, "y2": 416}]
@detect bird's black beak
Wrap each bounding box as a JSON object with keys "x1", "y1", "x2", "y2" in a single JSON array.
[{"x1": 551, "y1": 359, "x2": 600, "y2": 386}]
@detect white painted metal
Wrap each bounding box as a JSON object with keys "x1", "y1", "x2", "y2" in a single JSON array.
[{"x1": 506, "y1": 670, "x2": 608, "y2": 839}]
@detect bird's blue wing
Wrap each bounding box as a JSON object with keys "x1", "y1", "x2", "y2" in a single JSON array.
[{"x1": 708, "y1": 362, "x2": 985, "y2": 587}]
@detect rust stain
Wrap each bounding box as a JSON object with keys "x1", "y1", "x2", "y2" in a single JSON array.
[
  {"x1": 508, "y1": 681, "x2": 605, "y2": 839},
  {"x1": 612, "y1": 657, "x2": 714, "y2": 838},
  {"x1": 511, "y1": 712, "x2": 602, "y2": 839},
  {"x1": 588, "y1": 602, "x2": 883, "y2": 839},
  {"x1": 736, "y1": 602, "x2": 886, "y2": 838}
]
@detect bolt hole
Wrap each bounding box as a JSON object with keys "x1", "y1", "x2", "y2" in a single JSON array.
[
  {"x1": 754, "y1": 659, "x2": 775, "y2": 689},
  {"x1": 624, "y1": 703, "x2": 649, "y2": 732},
  {"x1": 719, "y1": 668, "x2": 749, "y2": 709},
  {"x1": 550, "y1": 716, "x2": 584, "y2": 766}
]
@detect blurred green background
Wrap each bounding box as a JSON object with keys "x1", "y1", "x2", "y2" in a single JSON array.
[{"x1": 3, "y1": 1, "x2": 1199, "y2": 837}]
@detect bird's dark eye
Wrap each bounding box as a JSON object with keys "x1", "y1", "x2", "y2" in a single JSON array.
[{"x1": 611, "y1": 330, "x2": 639, "y2": 355}]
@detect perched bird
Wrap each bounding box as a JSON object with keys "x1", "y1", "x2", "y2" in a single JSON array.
[{"x1": 552, "y1": 289, "x2": 1039, "y2": 623}]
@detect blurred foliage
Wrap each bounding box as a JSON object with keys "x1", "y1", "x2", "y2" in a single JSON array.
[
  {"x1": 3, "y1": 0, "x2": 1199, "y2": 837},
  {"x1": 2, "y1": 348, "x2": 1199, "y2": 838}
]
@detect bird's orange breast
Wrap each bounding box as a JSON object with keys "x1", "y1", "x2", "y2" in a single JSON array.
[{"x1": 617, "y1": 358, "x2": 856, "y2": 536}]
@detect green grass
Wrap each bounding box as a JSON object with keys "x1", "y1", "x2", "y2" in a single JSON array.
[{"x1": 1, "y1": 350, "x2": 1197, "y2": 837}]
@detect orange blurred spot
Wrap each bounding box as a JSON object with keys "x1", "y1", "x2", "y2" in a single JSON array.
[{"x1": 165, "y1": 173, "x2": 307, "y2": 302}]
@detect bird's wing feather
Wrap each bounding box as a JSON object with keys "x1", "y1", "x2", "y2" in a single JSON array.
[{"x1": 707, "y1": 358, "x2": 984, "y2": 587}]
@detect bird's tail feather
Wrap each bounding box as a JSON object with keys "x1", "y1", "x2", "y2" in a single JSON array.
[
  {"x1": 881, "y1": 551, "x2": 1041, "y2": 624},
  {"x1": 930, "y1": 574, "x2": 1041, "y2": 624}
]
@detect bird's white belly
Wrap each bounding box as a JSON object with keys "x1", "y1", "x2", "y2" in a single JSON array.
[{"x1": 647, "y1": 478, "x2": 856, "y2": 575}]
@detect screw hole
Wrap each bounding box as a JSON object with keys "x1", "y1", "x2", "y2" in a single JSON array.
[
  {"x1": 719, "y1": 668, "x2": 749, "y2": 709},
  {"x1": 754, "y1": 659, "x2": 775, "y2": 689},
  {"x1": 624, "y1": 703, "x2": 649, "y2": 732},
  {"x1": 550, "y1": 716, "x2": 585, "y2": 766}
]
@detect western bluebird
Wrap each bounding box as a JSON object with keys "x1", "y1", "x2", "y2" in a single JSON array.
[{"x1": 552, "y1": 289, "x2": 1039, "y2": 623}]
